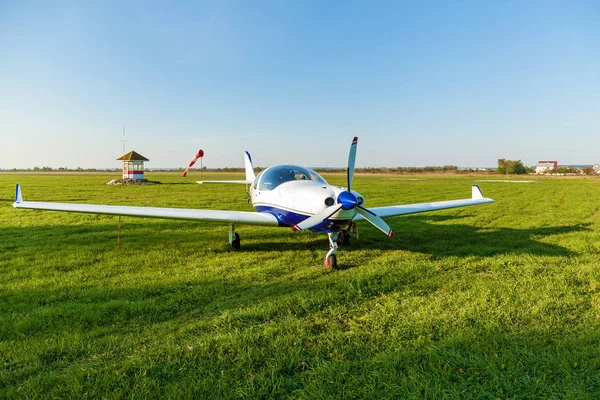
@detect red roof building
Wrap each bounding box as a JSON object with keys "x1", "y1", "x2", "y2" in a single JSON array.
[{"x1": 535, "y1": 160, "x2": 558, "y2": 174}]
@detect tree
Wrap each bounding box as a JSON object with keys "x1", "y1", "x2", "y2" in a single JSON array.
[{"x1": 497, "y1": 159, "x2": 527, "y2": 174}]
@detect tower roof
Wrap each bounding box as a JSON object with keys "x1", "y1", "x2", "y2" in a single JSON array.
[{"x1": 117, "y1": 151, "x2": 149, "y2": 161}]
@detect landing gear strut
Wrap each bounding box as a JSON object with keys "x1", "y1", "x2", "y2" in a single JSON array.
[
  {"x1": 229, "y1": 224, "x2": 240, "y2": 250},
  {"x1": 325, "y1": 232, "x2": 339, "y2": 269},
  {"x1": 326, "y1": 223, "x2": 358, "y2": 268}
]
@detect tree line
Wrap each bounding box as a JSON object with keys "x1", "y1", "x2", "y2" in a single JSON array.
[
  {"x1": 497, "y1": 159, "x2": 599, "y2": 175},
  {"x1": 2, "y1": 163, "x2": 598, "y2": 175}
]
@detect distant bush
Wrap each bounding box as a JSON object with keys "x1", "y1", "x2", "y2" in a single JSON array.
[
  {"x1": 497, "y1": 159, "x2": 528, "y2": 174},
  {"x1": 581, "y1": 167, "x2": 596, "y2": 175},
  {"x1": 551, "y1": 166, "x2": 579, "y2": 175},
  {"x1": 315, "y1": 166, "x2": 462, "y2": 174}
]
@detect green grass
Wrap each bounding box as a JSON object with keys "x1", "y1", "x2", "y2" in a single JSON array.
[{"x1": 2, "y1": 172, "x2": 600, "y2": 398}]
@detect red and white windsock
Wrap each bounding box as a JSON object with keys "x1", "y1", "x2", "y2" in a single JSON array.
[{"x1": 182, "y1": 149, "x2": 204, "y2": 177}]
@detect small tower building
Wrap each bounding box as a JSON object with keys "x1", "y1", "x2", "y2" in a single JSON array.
[{"x1": 117, "y1": 151, "x2": 149, "y2": 180}]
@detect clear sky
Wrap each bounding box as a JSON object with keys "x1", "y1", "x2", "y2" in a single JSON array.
[{"x1": 1, "y1": 0, "x2": 598, "y2": 169}]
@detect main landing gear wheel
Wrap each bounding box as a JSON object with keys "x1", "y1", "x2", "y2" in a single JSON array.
[
  {"x1": 231, "y1": 232, "x2": 241, "y2": 250},
  {"x1": 337, "y1": 230, "x2": 351, "y2": 246},
  {"x1": 229, "y1": 224, "x2": 241, "y2": 250}
]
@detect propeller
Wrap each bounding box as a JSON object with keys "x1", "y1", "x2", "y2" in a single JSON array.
[
  {"x1": 357, "y1": 206, "x2": 394, "y2": 237},
  {"x1": 292, "y1": 203, "x2": 342, "y2": 232},
  {"x1": 347, "y1": 136, "x2": 358, "y2": 191},
  {"x1": 292, "y1": 136, "x2": 394, "y2": 238}
]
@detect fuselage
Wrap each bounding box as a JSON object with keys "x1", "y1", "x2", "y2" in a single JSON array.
[{"x1": 248, "y1": 165, "x2": 363, "y2": 232}]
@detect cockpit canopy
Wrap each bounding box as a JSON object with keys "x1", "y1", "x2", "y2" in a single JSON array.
[{"x1": 256, "y1": 165, "x2": 327, "y2": 191}]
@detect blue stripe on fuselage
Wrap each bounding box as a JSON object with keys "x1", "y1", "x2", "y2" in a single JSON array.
[{"x1": 255, "y1": 205, "x2": 351, "y2": 233}]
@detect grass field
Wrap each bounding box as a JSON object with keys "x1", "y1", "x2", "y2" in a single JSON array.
[{"x1": 2, "y1": 172, "x2": 600, "y2": 398}]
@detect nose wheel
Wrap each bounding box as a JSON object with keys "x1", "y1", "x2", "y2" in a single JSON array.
[
  {"x1": 325, "y1": 223, "x2": 357, "y2": 268},
  {"x1": 325, "y1": 254, "x2": 337, "y2": 269}
]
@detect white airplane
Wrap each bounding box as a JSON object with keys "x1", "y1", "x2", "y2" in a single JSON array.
[{"x1": 12, "y1": 137, "x2": 493, "y2": 268}]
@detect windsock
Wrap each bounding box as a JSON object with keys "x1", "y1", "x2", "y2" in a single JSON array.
[{"x1": 183, "y1": 149, "x2": 204, "y2": 177}]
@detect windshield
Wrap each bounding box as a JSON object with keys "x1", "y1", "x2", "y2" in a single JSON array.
[{"x1": 258, "y1": 165, "x2": 327, "y2": 190}]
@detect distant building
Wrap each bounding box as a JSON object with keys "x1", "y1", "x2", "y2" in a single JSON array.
[
  {"x1": 117, "y1": 151, "x2": 149, "y2": 180},
  {"x1": 593, "y1": 164, "x2": 600, "y2": 174},
  {"x1": 535, "y1": 160, "x2": 558, "y2": 174}
]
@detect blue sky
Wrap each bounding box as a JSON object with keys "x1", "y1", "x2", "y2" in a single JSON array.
[{"x1": 1, "y1": 0, "x2": 598, "y2": 169}]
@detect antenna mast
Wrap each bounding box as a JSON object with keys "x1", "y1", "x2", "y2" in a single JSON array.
[{"x1": 122, "y1": 126, "x2": 127, "y2": 152}]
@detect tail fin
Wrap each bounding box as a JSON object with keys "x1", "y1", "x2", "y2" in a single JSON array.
[
  {"x1": 196, "y1": 151, "x2": 255, "y2": 185},
  {"x1": 15, "y1": 184, "x2": 23, "y2": 203},
  {"x1": 244, "y1": 151, "x2": 255, "y2": 182},
  {"x1": 472, "y1": 185, "x2": 484, "y2": 200}
]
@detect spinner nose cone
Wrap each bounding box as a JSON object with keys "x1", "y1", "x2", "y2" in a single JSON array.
[{"x1": 337, "y1": 191, "x2": 358, "y2": 210}]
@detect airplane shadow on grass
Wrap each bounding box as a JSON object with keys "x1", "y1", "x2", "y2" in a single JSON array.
[
  {"x1": 1, "y1": 215, "x2": 590, "y2": 258},
  {"x1": 240, "y1": 215, "x2": 590, "y2": 258},
  {"x1": 361, "y1": 215, "x2": 590, "y2": 258}
]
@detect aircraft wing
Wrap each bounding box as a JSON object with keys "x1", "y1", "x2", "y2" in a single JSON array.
[
  {"x1": 12, "y1": 184, "x2": 279, "y2": 226},
  {"x1": 353, "y1": 185, "x2": 493, "y2": 220}
]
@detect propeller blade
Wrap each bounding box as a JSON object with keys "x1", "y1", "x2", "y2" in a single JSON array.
[
  {"x1": 292, "y1": 204, "x2": 343, "y2": 232},
  {"x1": 347, "y1": 136, "x2": 358, "y2": 192},
  {"x1": 357, "y1": 206, "x2": 394, "y2": 238}
]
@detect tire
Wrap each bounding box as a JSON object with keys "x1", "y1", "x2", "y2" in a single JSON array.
[
  {"x1": 337, "y1": 230, "x2": 350, "y2": 246},
  {"x1": 232, "y1": 232, "x2": 241, "y2": 250},
  {"x1": 325, "y1": 254, "x2": 337, "y2": 269}
]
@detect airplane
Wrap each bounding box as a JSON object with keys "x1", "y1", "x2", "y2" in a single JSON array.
[{"x1": 12, "y1": 137, "x2": 494, "y2": 268}]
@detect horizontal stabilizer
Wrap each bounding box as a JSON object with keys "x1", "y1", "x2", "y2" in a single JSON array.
[{"x1": 197, "y1": 180, "x2": 253, "y2": 184}]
